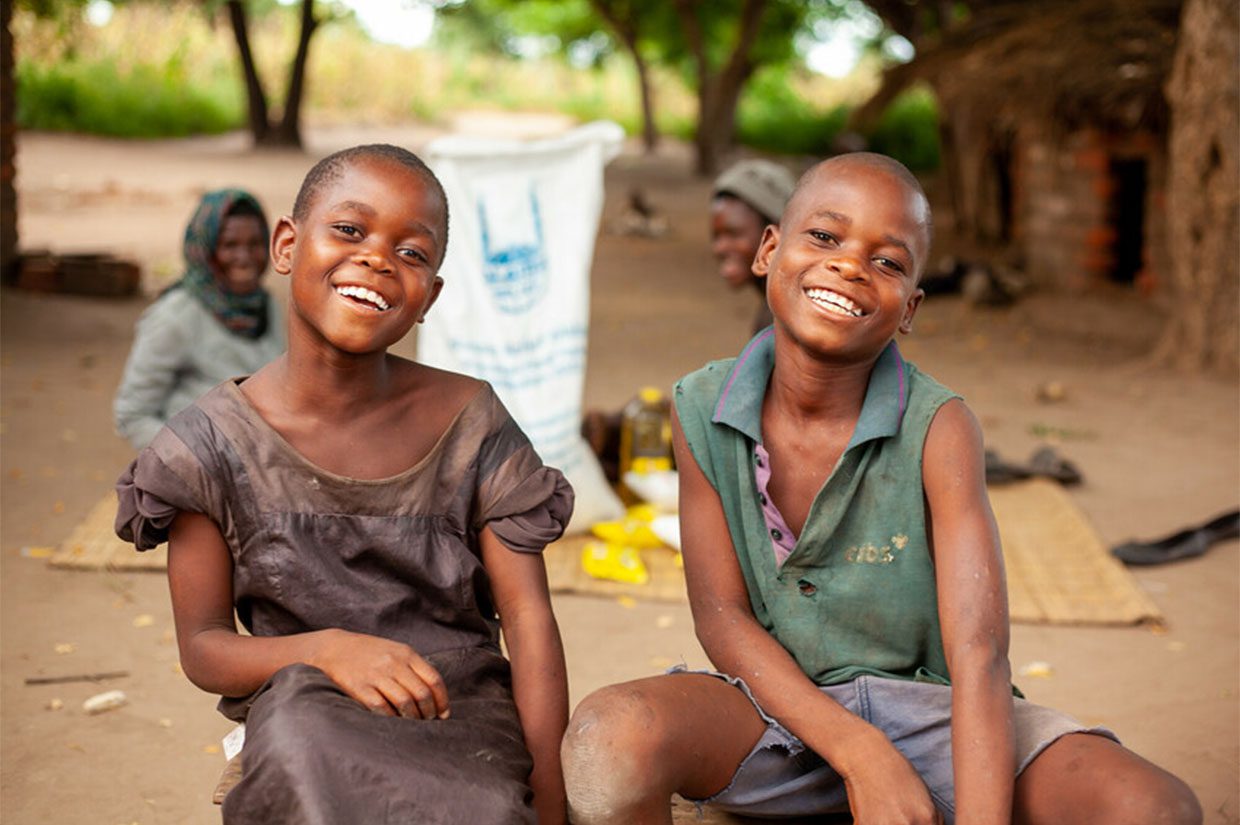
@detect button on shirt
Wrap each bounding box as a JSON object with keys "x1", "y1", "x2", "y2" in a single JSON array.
[{"x1": 753, "y1": 443, "x2": 797, "y2": 565}]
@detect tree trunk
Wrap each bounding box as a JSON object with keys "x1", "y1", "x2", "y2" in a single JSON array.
[
  {"x1": 273, "y1": 0, "x2": 318, "y2": 148},
  {"x1": 0, "y1": 0, "x2": 17, "y2": 284},
  {"x1": 631, "y1": 48, "x2": 658, "y2": 153},
  {"x1": 590, "y1": 1, "x2": 658, "y2": 153},
  {"x1": 1152, "y1": 0, "x2": 1239, "y2": 374},
  {"x1": 694, "y1": 66, "x2": 750, "y2": 177},
  {"x1": 674, "y1": 0, "x2": 766, "y2": 177},
  {"x1": 936, "y1": 109, "x2": 963, "y2": 237},
  {"x1": 226, "y1": 0, "x2": 271, "y2": 146}
]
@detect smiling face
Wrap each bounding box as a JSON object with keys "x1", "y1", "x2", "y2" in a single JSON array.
[
  {"x1": 211, "y1": 214, "x2": 268, "y2": 294},
  {"x1": 753, "y1": 157, "x2": 930, "y2": 363},
  {"x1": 272, "y1": 155, "x2": 447, "y2": 356},
  {"x1": 710, "y1": 195, "x2": 768, "y2": 290}
]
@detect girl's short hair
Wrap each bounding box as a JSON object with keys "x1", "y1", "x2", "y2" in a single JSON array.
[{"x1": 293, "y1": 144, "x2": 450, "y2": 249}]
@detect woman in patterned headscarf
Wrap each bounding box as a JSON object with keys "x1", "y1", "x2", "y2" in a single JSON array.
[{"x1": 114, "y1": 189, "x2": 285, "y2": 449}]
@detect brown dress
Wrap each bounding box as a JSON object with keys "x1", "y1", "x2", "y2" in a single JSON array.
[{"x1": 115, "y1": 380, "x2": 573, "y2": 825}]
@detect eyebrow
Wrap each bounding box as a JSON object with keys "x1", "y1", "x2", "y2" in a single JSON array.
[
  {"x1": 328, "y1": 200, "x2": 439, "y2": 240},
  {"x1": 881, "y1": 234, "x2": 914, "y2": 260},
  {"x1": 810, "y1": 210, "x2": 914, "y2": 259},
  {"x1": 811, "y1": 209, "x2": 851, "y2": 225},
  {"x1": 330, "y1": 199, "x2": 377, "y2": 217}
]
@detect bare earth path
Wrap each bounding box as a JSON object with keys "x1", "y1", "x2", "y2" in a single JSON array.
[{"x1": 2, "y1": 125, "x2": 1237, "y2": 824}]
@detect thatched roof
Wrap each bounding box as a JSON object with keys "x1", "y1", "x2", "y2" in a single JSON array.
[{"x1": 856, "y1": 0, "x2": 1182, "y2": 135}]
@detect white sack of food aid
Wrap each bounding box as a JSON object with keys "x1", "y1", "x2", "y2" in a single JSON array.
[{"x1": 421, "y1": 121, "x2": 626, "y2": 532}]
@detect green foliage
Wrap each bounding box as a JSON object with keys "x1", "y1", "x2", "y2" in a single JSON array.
[
  {"x1": 16, "y1": 56, "x2": 242, "y2": 137},
  {"x1": 865, "y1": 87, "x2": 940, "y2": 171},
  {"x1": 735, "y1": 66, "x2": 850, "y2": 155},
  {"x1": 14, "y1": 0, "x2": 89, "y2": 21},
  {"x1": 734, "y1": 70, "x2": 940, "y2": 168},
  {"x1": 498, "y1": 0, "x2": 602, "y2": 48},
  {"x1": 12, "y1": 3, "x2": 247, "y2": 137},
  {"x1": 9, "y1": 0, "x2": 940, "y2": 172}
]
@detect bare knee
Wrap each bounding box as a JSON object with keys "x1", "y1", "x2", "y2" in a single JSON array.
[
  {"x1": 1017, "y1": 734, "x2": 1202, "y2": 825},
  {"x1": 1097, "y1": 770, "x2": 1201, "y2": 825},
  {"x1": 562, "y1": 683, "x2": 674, "y2": 824}
]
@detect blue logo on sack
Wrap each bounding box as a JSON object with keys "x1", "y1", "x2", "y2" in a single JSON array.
[{"x1": 478, "y1": 189, "x2": 548, "y2": 314}]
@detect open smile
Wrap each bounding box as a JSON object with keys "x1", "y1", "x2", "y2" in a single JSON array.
[
  {"x1": 805, "y1": 287, "x2": 865, "y2": 318},
  {"x1": 334, "y1": 284, "x2": 392, "y2": 312}
]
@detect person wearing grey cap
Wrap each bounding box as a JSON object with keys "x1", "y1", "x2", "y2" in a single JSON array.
[{"x1": 711, "y1": 159, "x2": 798, "y2": 335}]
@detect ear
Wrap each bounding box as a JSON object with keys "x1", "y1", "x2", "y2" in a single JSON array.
[
  {"x1": 751, "y1": 224, "x2": 781, "y2": 280},
  {"x1": 417, "y1": 276, "x2": 445, "y2": 323},
  {"x1": 270, "y1": 216, "x2": 297, "y2": 276},
  {"x1": 898, "y1": 287, "x2": 925, "y2": 335}
]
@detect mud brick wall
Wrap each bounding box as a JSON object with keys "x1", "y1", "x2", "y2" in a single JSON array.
[{"x1": 1017, "y1": 125, "x2": 1167, "y2": 293}]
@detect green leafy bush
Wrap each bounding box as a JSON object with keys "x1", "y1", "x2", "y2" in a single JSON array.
[
  {"x1": 17, "y1": 58, "x2": 241, "y2": 137},
  {"x1": 11, "y1": 2, "x2": 940, "y2": 171},
  {"x1": 735, "y1": 68, "x2": 852, "y2": 156},
  {"x1": 865, "y1": 87, "x2": 941, "y2": 172}
]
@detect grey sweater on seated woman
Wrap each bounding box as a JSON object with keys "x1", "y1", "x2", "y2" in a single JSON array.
[{"x1": 113, "y1": 288, "x2": 283, "y2": 450}]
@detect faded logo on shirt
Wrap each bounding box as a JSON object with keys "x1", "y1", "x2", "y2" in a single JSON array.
[{"x1": 844, "y1": 533, "x2": 909, "y2": 564}]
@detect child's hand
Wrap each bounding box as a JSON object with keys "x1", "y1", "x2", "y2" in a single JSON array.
[
  {"x1": 840, "y1": 729, "x2": 943, "y2": 825},
  {"x1": 310, "y1": 629, "x2": 450, "y2": 719}
]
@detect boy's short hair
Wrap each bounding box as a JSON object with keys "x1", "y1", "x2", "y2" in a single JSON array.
[
  {"x1": 293, "y1": 144, "x2": 450, "y2": 250},
  {"x1": 712, "y1": 159, "x2": 798, "y2": 225}
]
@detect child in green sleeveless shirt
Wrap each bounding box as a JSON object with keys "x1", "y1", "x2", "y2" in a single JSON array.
[{"x1": 561, "y1": 153, "x2": 1200, "y2": 825}]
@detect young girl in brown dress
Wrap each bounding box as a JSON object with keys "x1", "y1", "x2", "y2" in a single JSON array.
[{"x1": 117, "y1": 145, "x2": 572, "y2": 824}]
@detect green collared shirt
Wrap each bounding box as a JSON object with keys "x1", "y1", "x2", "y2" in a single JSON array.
[{"x1": 675, "y1": 329, "x2": 960, "y2": 686}]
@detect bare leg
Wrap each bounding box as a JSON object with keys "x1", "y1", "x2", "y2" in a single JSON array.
[
  {"x1": 562, "y1": 674, "x2": 768, "y2": 825},
  {"x1": 1013, "y1": 733, "x2": 1201, "y2": 825}
]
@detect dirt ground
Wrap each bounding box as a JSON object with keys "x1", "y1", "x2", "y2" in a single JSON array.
[{"x1": 2, "y1": 122, "x2": 1237, "y2": 824}]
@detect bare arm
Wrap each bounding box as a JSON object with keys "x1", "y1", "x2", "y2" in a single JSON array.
[
  {"x1": 923, "y1": 399, "x2": 1015, "y2": 825},
  {"x1": 673, "y1": 408, "x2": 941, "y2": 825},
  {"x1": 481, "y1": 525, "x2": 568, "y2": 825},
  {"x1": 167, "y1": 511, "x2": 449, "y2": 718}
]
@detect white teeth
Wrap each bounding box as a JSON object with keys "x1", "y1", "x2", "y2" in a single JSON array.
[
  {"x1": 335, "y1": 285, "x2": 390, "y2": 311},
  {"x1": 805, "y1": 288, "x2": 863, "y2": 317}
]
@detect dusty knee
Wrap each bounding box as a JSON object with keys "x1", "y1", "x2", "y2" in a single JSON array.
[
  {"x1": 1105, "y1": 772, "x2": 1202, "y2": 825},
  {"x1": 1019, "y1": 734, "x2": 1204, "y2": 825},
  {"x1": 562, "y1": 684, "x2": 670, "y2": 822},
  {"x1": 563, "y1": 683, "x2": 664, "y2": 778}
]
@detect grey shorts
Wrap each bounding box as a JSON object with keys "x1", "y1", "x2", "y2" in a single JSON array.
[{"x1": 674, "y1": 668, "x2": 1118, "y2": 823}]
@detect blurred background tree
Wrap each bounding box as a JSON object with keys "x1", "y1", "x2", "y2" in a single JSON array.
[
  {"x1": 1155, "y1": 0, "x2": 1238, "y2": 372},
  {"x1": 443, "y1": 0, "x2": 847, "y2": 174},
  {"x1": 4, "y1": 0, "x2": 1236, "y2": 371},
  {"x1": 222, "y1": 0, "x2": 321, "y2": 147}
]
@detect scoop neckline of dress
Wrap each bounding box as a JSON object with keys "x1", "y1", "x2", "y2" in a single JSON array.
[{"x1": 219, "y1": 377, "x2": 488, "y2": 486}]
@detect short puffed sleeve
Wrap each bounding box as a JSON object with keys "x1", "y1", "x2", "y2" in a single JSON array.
[
  {"x1": 114, "y1": 407, "x2": 229, "y2": 551},
  {"x1": 471, "y1": 394, "x2": 574, "y2": 553}
]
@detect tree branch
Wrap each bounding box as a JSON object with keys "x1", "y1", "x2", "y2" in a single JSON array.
[
  {"x1": 226, "y1": 0, "x2": 270, "y2": 144},
  {"x1": 277, "y1": 0, "x2": 318, "y2": 147}
]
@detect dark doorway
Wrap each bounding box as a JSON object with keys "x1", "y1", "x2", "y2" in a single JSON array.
[
  {"x1": 1108, "y1": 158, "x2": 1147, "y2": 284},
  {"x1": 992, "y1": 138, "x2": 1015, "y2": 243}
]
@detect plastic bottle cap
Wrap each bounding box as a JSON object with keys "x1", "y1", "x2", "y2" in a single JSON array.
[{"x1": 639, "y1": 387, "x2": 663, "y2": 404}]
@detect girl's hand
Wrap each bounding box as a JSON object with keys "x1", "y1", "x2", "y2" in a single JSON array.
[
  {"x1": 840, "y1": 729, "x2": 944, "y2": 825},
  {"x1": 310, "y1": 628, "x2": 450, "y2": 719}
]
